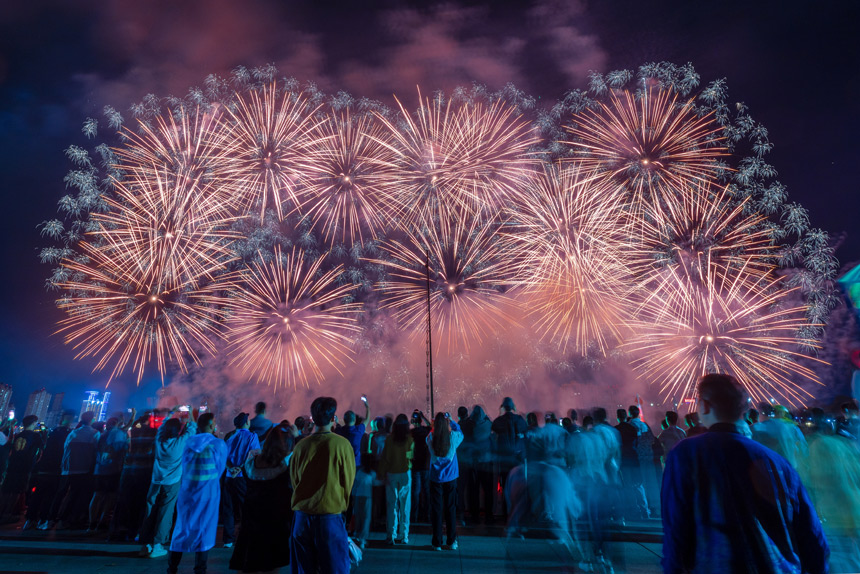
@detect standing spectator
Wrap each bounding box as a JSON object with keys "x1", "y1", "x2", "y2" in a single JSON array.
[
  {"x1": 290, "y1": 397, "x2": 356, "y2": 574},
  {"x1": 248, "y1": 402, "x2": 274, "y2": 440},
  {"x1": 0, "y1": 415, "x2": 42, "y2": 521},
  {"x1": 628, "y1": 405, "x2": 659, "y2": 517},
  {"x1": 111, "y1": 410, "x2": 156, "y2": 541},
  {"x1": 335, "y1": 399, "x2": 370, "y2": 468},
  {"x1": 378, "y1": 413, "x2": 414, "y2": 545},
  {"x1": 138, "y1": 409, "x2": 197, "y2": 558},
  {"x1": 351, "y1": 455, "x2": 380, "y2": 549},
  {"x1": 26, "y1": 410, "x2": 75, "y2": 530},
  {"x1": 615, "y1": 409, "x2": 648, "y2": 521},
  {"x1": 567, "y1": 409, "x2": 581, "y2": 433},
  {"x1": 221, "y1": 412, "x2": 260, "y2": 548},
  {"x1": 490, "y1": 397, "x2": 527, "y2": 520},
  {"x1": 804, "y1": 410, "x2": 860, "y2": 573},
  {"x1": 88, "y1": 415, "x2": 129, "y2": 531},
  {"x1": 751, "y1": 404, "x2": 809, "y2": 469},
  {"x1": 662, "y1": 373, "x2": 829, "y2": 574},
  {"x1": 455, "y1": 407, "x2": 470, "y2": 518},
  {"x1": 335, "y1": 397, "x2": 370, "y2": 527},
  {"x1": 684, "y1": 412, "x2": 706, "y2": 436},
  {"x1": 587, "y1": 408, "x2": 621, "y2": 570},
  {"x1": 427, "y1": 412, "x2": 464, "y2": 551},
  {"x1": 229, "y1": 426, "x2": 293, "y2": 573},
  {"x1": 410, "y1": 410, "x2": 431, "y2": 523},
  {"x1": 657, "y1": 412, "x2": 686, "y2": 460},
  {"x1": 168, "y1": 413, "x2": 227, "y2": 574},
  {"x1": 461, "y1": 405, "x2": 494, "y2": 524},
  {"x1": 58, "y1": 411, "x2": 99, "y2": 528},
  {"x1": 540, "y1": 412, "x2": 568, "y2": 467}
]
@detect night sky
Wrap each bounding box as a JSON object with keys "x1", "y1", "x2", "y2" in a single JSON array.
[{"x1": 1, "y1": 0, "x2": 858, "y2": 410}]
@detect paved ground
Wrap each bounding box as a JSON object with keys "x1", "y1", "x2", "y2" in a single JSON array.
[{"x1": 0, "y1": 520, "x2": 664, "y2": 574}]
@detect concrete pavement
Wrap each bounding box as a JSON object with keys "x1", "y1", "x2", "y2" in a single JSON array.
[{"x1": 0, "y1": 520, "x2": 665, "y2": 574}]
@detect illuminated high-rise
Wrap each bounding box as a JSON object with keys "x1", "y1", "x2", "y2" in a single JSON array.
[
  {"x1": 0, "y1": 384, "x2": 11, "y2": 419},
  {"x1": 26, "y1": 388, "x2": 52, "y2": 422}
]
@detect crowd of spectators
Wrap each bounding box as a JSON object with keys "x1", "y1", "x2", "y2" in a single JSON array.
[{"x1": 0, "y1": 384, "x2": 858, "y2": 574}]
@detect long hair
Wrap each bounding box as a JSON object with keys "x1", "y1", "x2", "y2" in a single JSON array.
[
  {"x1": 432, "y1": 412, "x2": 451, "y2": 458},
  {"x1": 258, "y1": 427, "x2": 289, "y2": 468},
  {"x1": 392, "y1": 414, "x2": 410, "y2": 443}
]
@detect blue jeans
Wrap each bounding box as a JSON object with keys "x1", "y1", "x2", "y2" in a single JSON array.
[{"x1": 291, "y1": 511, "x2": 349, "y2": 574}]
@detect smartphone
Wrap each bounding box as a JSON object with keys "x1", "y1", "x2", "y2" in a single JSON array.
[
  {"x1": 199, "y1": 405, "x2": 208, "y2": 413},
  {"x1": 360, "y1": 395, "x2": 368, "y2": 403},
  {"x1": 7, "y1": 410, "x2": 14, "y2": 420},
  {"x1": 179, "y1": 405, "x2": 190, "y2": 412}
]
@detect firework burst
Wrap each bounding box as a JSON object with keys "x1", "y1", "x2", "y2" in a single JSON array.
[
  {"x1": 295, "y1": 109, "x2": 400, "y2": 246},
  {"x1": 370, "y1": 208, "x2": 518, "y2": 354},
  {"x1": 505, "y1": 163, "x2": 633, "y2": 355},
  {"x1": 373, "y1": 90, "x2": 541, "y2": 229},
  {"x1": 565, "y1": 86, "x2": 727, "y2": 206},
  {"x1": 220, "y1": 82, "x2": 320, "y2": 221},
  {"x1": 626, "y1": 261, "x2": 823, "y2": 406},
  {"x1": 631, "y1": 181, "x2": 776, "y2": 318},
  {"x1": 223, "y1": 247, "x2": 362, "y2": 389}
]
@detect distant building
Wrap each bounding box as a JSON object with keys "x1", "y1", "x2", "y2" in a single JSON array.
[
  {"x1": 80, "y1": 391, "x2": 111, "y2": 422},
  {"x1": 97, "y1": 391, "x2": 111, "y2": 422},
  {"x1": 45, "y1": 392, "x2": 65, "y2": 427},
  {"x1": 0, "y1": 384, "x2": 11, "y2": 419},
  {"x1": 26, "y1": 388, "x2": 52, "y2": 422}
]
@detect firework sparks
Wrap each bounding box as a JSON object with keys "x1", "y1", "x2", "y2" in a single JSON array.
[
  {"x1": 505, "y1": 163, "x2": 633, "y2": 355},
  {"x1": 295, "y1": 109, "x2": 400, "y2": 246},
  {"x1": 373, "y1": 90, "x2": 541, "y2": 229},
  {"x1": 113, "y1": 106, "x2": 236, "y2": 217},
  {"x1": 626, "y1": 261, "x2": 824, "y2": 406},
  {"x1": 369, "y1": 208, "x2": 518, "y2": 354},
  {"x1": 220, "y1": 82, "x2": 320, "y2": 221},
  {"x1": 565, "y1": 86, "x2": 728, "y2": 206},
  {"x1": 223, "y1": 247, "x2": 362, "y2": 389},
  {"x1": 631, "y1": 181, "x2": 776, "y2": 318}
]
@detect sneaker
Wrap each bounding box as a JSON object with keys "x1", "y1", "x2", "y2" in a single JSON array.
[
  {"x1": 149, "y1": 543, "x2": 168, "y2": 558},
  {"x1": 385, "y1": 538, "x2": 395, "y2": 546},
  {"x1": 37, "y1": 520, "x2": 49, "y2": 531},
  {"x1": 443, "y1": 540, "x2": 458, "y2": 550},
  {"x1": 223, "y1": 542, "x2": 234, "y2": 548},
  {"x1": 432, "y1": 546, "x2": 442, "y2": 551},
  {"x1": 395, "y1": 538, "x2": 409, "y2": 545},
  {"x1": 138, "y1": 544, "x2": 153, "y2": 557},
  {"x1": 22, "y1": 520, "x2": 36, "y2": 531}
]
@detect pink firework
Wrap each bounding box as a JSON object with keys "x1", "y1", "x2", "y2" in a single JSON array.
[
  {"x1": 369, "y1": 207, "x2": 518, "y2": 354},
  {"x1": 295, "y1": 109, "x2": 400, "y2": 246},
  {"x1": 504, "y1": 163, "x2": 633, "y2": 355},
  {"x1": 220, "y1": 81, "x2": 320, "y2": 221},
  {"x1": 222, "y1": 247, "x2": 362, "y2": 389},
  {"x1": 373, "y1": 90, "x2": 541, "y2": 230},
  {"x1": 565, "y1": 86, "x2": 728, "y2": 206}
]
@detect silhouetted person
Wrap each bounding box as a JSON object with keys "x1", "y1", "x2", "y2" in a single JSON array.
[
  {"x1": 248, "y1": 402, "x2": 274, "y2": 440},
  {"x1": 491, "y1": 397, "x2": 526, "y2": 520},
  {"x1": 615, "y1": 409, "x2": 648, "y2": 520},
  {"x1": 662, "y1": 373, "x2": 828, "y2": 574},
  {"x1": 26, "y1": 409, "x2": 75, "y2": 529}
]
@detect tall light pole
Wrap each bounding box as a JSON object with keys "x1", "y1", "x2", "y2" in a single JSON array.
[{"x1": 425, "y1": 251, "x2": 435, "y2": 416}]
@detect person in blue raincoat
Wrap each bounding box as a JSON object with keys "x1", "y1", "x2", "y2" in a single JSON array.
[{"x1": 168, "y1": 413, "x2": 227, "y2": 574}]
